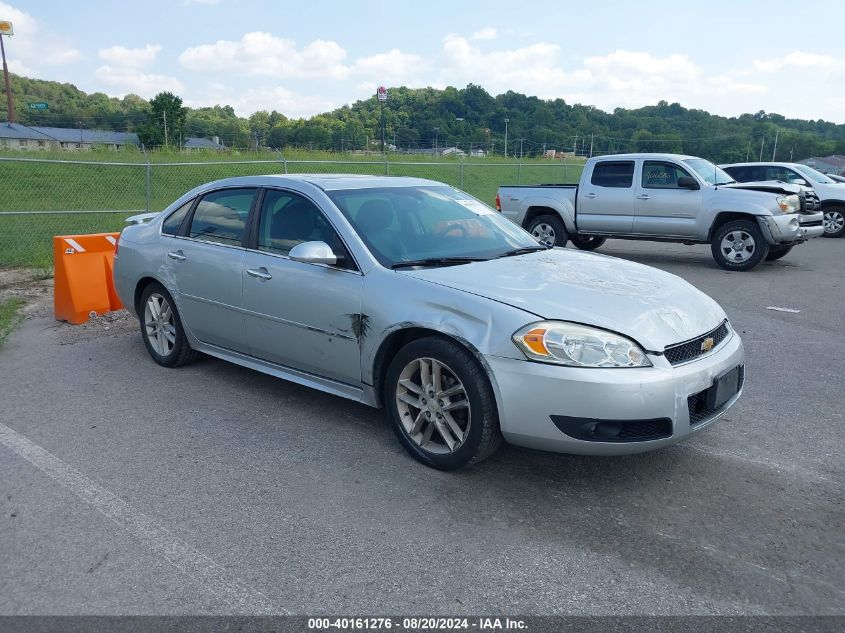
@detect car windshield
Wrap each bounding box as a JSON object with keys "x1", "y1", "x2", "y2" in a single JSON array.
[
  {"x1": 793, "y1": 165, "x2": 835, "y2": 184},
  {"x1": 327, "y1": 186, "x2": 541, "y2": 267},
  {"x1": 683, "y1": 158, "x2": 735, "y2": 185}
]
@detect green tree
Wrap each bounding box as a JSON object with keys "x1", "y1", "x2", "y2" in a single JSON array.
[{"x1": 138, "y1": 92, "x2": 187, "y2": 148}]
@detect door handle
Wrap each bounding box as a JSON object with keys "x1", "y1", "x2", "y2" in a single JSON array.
[
  {"x1": 167, "y1": 250, "x2": 186, "y2": 261},
  {"x1": 636, "y1": 194, "x2": 652, "y2": 200},
  {"x1": 584, "y1": 192, "x2": 597, "y2": 199},
  {"x1": 247, "y1": 267, "x2": 272, "y2": 281}
]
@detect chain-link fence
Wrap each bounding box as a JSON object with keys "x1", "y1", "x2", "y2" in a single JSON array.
[{"x1": 0, "y1": 156, "x2": 583, "y2": 268}]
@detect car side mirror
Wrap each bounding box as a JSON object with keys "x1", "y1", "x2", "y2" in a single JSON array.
[
  {"x1": 793, "y1": 178, "x2": 808, "y2": 187},
  {"x1": 288, "y1": 241, "x2": 338, "y2": 266},
  {"x1": 677, "y1": 176, "x2": 700, "y2": 190}
]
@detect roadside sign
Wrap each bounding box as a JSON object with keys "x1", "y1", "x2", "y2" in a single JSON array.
[
  {"x1": 29, "y1": 102, "x2": 49, "y2": 110},
  {"x1": 377, "y1": 86, "x2": 388, "y2": 102},
  {"x1": 0, "y1": 21, "x2": 12, "y2": 35}
]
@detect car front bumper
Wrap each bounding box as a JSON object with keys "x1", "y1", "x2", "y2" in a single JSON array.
[
  {"x1": 758, "y1": 213, "x2": 824, "y2": 244},
  {"x1": 485, "y1": 331, "x2": 744, "y2": 456}
]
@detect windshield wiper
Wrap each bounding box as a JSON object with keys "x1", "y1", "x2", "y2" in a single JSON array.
[
  {"x1": 391, "y1": 256, "x2": 489, "y2": 269},
  {"x1": 494, "y1": 246, "x2": 549, "y2": 258}
]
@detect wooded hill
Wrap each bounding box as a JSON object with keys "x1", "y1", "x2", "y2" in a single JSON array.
[{"x1": 4, "y1": 73, "x2": 844, "y2": 161}]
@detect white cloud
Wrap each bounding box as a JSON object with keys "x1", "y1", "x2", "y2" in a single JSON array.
[
  {"x1": 0, "y1": 2, "x2": 82, "y2": 71},
  {"x1": 753, "y1": 51, "x2": 838, "y2": 73},
  {"x1": 179, "y1": 32, "x2": 350, "y2": 79},
  {"x1": 352, "y1": 48, "x2": 429, "y2": 81},
  {"x1": 185, "y1": 84, "x2": 337, "y2": 119},
  {"x1": 98, "y1": 44, "x2": 162, "y2": 68},
  {"x1": 470, "y1": 27, "x2": 497, "y2": 41},
  {"x1": 94, "y1": 66, "x2": 184, "y2": 97}
]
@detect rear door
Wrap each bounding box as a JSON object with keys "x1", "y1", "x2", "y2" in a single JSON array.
[
  {"x1": 633, "y1": 160, "x2": 702, "y2": 237},
  {"x1": 576, "y1": 160, "x2": 636, "y2": 233},
  {"x1": 166, "y1": 187, "x2": 256, "y2": 353}
]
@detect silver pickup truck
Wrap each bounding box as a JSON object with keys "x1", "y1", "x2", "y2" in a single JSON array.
[{"x1": 497, "y1": 153, "x2": 825, "y2": 271}]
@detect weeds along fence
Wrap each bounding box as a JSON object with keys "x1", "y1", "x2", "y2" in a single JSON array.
[{"x1": 0, "y1": 156, "x2": 583, "y2": 268}]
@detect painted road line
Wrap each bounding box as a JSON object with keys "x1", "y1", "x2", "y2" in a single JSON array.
[
  {"x1": 0, "y1": 422, "x2": 287, "y2": 615},
  {"x1": 766, "y1": 306, "x2": 801, "y2": 313}
]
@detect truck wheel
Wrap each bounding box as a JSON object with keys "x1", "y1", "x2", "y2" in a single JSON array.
[
  {"x1": 710, "y1": 220, "x2": 769, "y2": 271},
  {"x1": 527, "y1": 214, "x2": 567, "y2": 247},
  {"x1": 570, "y1": 235, "x2": 607, "y2": 251},
  {"x1": 765, "y1": 244, "x2": 793, "y2": 261},
  {"x1": 822, "y1": 206, "x2": 845, "y2": 237}
]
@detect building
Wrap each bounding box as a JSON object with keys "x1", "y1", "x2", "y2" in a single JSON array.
[
  {"x1": 0, "y1": 122, "x2": 138, "y2": 150},
  {"x1": 183, "y1": 136, "x2": 224, "y2": 151},
  {"x1": 798, "y1": 155, "x2": 845, "y2": 175}
]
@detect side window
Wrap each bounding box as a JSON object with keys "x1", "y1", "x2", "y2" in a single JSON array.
[
  {"x1": 161, "y1": 200, "x2": 192, "y2": 236},
  {"x1": 642, "y1": 161, "x2": 693, "y2": 189},
  {"x1": 188, "y1": 188, "x2": 255, "y2": 246},
  {"x1": 590, "y1": 161, "x2": 635, "y2": 188},
  {"x1": 258, "y1": 189, "x2": 352, "y2": 267},
  {"x1": 724, "y1": 166, "x2": 747, "y2": 181}
]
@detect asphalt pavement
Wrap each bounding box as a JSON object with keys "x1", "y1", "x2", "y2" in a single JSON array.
[{"x1": 1, "y1": 237, "x2": 843, "y2": 616}]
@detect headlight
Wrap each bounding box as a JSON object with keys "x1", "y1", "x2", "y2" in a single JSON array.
[
  {"x1": 512, "y1": 321, "x2": 651, "y2": 368},
  {"x1": 776, "y1": 195, "x2": 800, "y2": 214}
]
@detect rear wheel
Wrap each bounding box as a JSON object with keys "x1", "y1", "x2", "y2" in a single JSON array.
[
  {"x1": 139, "y1": 283, "x2": 198, "y2": 368},
  {"x1": 570, "y1": 235, "x2": 607, "y2": 251},
  {"x1": 384, "y1": 337, "x2": 503, "y2": 470},
  {"x1": 765, "y1": 244, "x2": 793, "y2": 261},
  {"x1": 710, "y1": 220, "x2": 769, "y2": 271},
  {"x1": 526, "y1": 214, "x2": 567, "y2": 247},
  {"x1": 822, "y1": 206, "x2": 845, "y2": 237}
]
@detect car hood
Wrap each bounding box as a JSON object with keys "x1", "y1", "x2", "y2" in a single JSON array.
[
  {"x1": 723, "y1": 181, "x2": 806, "y2": 194},
  {"x1": 402, "y1": 248, "x2": 726, "y2": 351}
]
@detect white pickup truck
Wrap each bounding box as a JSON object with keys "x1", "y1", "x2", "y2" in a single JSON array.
[{"x1": 496, "y1": 153, "x2": 825, "y2": 271}]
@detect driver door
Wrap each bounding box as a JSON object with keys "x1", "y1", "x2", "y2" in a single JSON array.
[{"x1": 240, "y1": 189, "x2": 363, "y2": 386}]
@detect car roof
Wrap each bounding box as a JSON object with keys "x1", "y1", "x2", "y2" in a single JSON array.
[
  {"x1": 192, "y1": 174, "x2": 447, "y2": 192},
  {"x1": 592, "y1": 153, "x2": 699, "y2": 161},
  {"x1": 720, "y1": 162, "x2": 805, "y2": 168}
]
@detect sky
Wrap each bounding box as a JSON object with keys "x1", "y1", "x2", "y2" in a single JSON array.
[{"x1": 2, "y1": 0, "x2": 844, "y2": 123}]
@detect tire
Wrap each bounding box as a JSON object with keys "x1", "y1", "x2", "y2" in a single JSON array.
[
  {"x1": 570, "y1": 235, "x2": 607, "y2": 251},
  {"x1": 765, "y1": 244, "x2": 793, "y2": 261},
  {"x1": 822, "y1": 206, "x2": 845, "y2": 237},
  {"x1": 139, "y1": 282, "x2": 198, "y2": 368},
  {"x1": 526, "y1": 214, "x2": 567, "y2": 247},
  {"x1": 384, "y1": 336, "x2": 503, "y2": 470},
  {"x1": 710, "y1": 219, "x2": 769, "y2": 271}
]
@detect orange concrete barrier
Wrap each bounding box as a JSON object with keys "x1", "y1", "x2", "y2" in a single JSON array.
[{"x1": 53, "y1": 233, "x2": 123, "y2": 324}]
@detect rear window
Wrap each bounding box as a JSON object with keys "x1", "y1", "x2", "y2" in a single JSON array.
[
  {"x1": 161, "y1": 200, "x2": 192, "y2": 236},
  {"x1": 188, "y1": 188, "x2": 255, "y2": 246},
  {"x1": 590, "y1": 161, "x2": 635, "y2": 188}
]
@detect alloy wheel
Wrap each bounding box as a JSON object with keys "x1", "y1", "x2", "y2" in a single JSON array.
[
  {"x1": 823, "y1": 210, "x2": 844, "y2": 234},
  {"x1": 144, "y1": 293, "x2": 176, "y2": 357},
  {"x1": 531, "y1": 223, "x2": 556, "y2": 247},
  {"x1": 720, "y1": 230, "x2": 756, "y2": 263},
  {"x1": 395, "y1": 357, "x2": 471, "y2": 454}
]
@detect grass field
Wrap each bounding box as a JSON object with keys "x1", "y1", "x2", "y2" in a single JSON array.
[
  {"x1": 0, "y1": 149, "x2": 584, "y2": 268},
  {"x1": 0, "y1": 297, "x2": 24, "y2": 349}
]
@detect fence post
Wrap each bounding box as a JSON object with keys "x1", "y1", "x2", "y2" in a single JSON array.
[
  {"x1": 384, "y1": 155, "x2": 390, "y2": 176},
  {"x1": 517, "y1": 161, "x2": 522, "y2": 185},
  {"x1": 564, "y1": 163, "x2": 568, "y2": 184},
  {"x1": 276, "y1": 150, "x2": 288, "y2": 174},
  {"x1": 141, "y1": 144, "x2": 151, "y2": 212},
  {"x1": 459, "y1": 157, "x2": 464, "y2": 190}
]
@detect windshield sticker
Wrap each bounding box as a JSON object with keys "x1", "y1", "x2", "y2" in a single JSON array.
[{"x1": 456, "y1": 199, "x2": 494, "y2": 215}]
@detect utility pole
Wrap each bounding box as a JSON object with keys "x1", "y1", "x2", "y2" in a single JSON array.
[
  {"x1": 746, "y1": 141, "x2": 750, "y2": 161},
  {"x1": 759, "y1": 138, "x2": 764, "y2": 161},
  {"x1": 0, "y1": 25, "x2": 15, "y2": 124},
  {"x1": 163, "y1": 108, "x2": 168, "y2": 147},
  {"x1": 519, "y1": 138, "x2": 524, "y2": 159},
  {"x1": 573, "y1": 134, "x2": 578, "y2": 156},
  {"x1": 589, "y1": 133, "x2": 594, "y2": 158},
  {"x1": 434, "y1": 127, "x2": 439, "y2": 157},
  {"x1": 504, "y1": 118, "x2": 509, "y2": 158},
  {"x1": 771, "y1": 130, "x2": 779, "y2": 161},
  {"x1": 789, "y1": 147, "x2": 794, "y2": 161}
]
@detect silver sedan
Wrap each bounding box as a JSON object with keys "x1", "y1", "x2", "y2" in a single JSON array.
[{"x1": 114, "y1": 175, "x2": 745, "y2": 470}]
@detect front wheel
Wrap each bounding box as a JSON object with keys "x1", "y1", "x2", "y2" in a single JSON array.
[
  {"x1": 765, "y1": 244, "x2": 793, "y2": 261},
  {"x1": 384, "y1": 336, "x2": 503, "y2": 470},
  {"x1": 526, "y1": 214, "x2": 567, "y2": 247},
  {"x1": 570, "y1": 235, "x2": 607, "y2": 251},
  {"x1": 822, "y1": 206, "x2": 845, "y2": 237},
  {"x1": 710, "y1": 220, "x2": 769, "y2": 271}
]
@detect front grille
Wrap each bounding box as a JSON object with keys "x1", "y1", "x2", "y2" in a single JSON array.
[
  {"x1": 664, "y1": 321, "x2": 730, "y2": 366},
  {"x1": 614, "y1": 419, "x2": 673, "y2": 441},
  {"x1": 800, "y1": 190, "x2": 821, "y2": 213},
  {"x1": 800, "y1": 219, "x2": 823, "y2": 227},
  {"x1": 550, "y1": 415, "x2": 672, "y2": 443},
  {"x1": 688, "y1": 366, "x2": 745, "y2": 425}
]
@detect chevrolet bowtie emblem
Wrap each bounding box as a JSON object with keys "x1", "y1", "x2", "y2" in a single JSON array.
[{"x1": 700, "y1": 337, "x2": 715, "y2": 353}]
